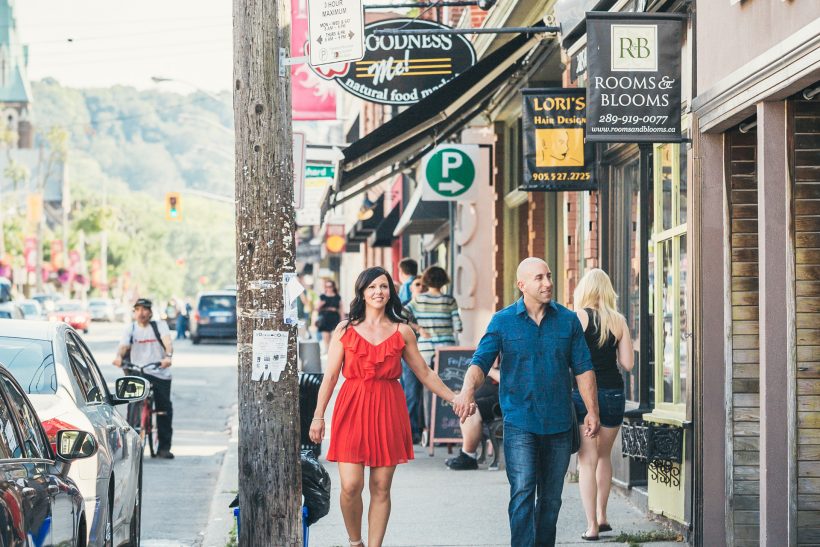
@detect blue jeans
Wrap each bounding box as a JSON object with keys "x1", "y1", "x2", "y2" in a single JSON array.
[
  {"x1": 401, "y1": 359, "x2": 423, "y2": 437},
  {"x1": 504, "y1": 423, "x2": 572, "y2": 547}
]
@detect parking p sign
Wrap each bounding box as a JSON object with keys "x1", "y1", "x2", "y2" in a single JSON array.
[{"x1": 421, "y1": 144, "x2": 481, "y2": 202}]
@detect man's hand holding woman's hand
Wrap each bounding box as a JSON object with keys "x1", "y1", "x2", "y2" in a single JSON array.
[{"x1": 452, "y1": 390, "x2": 477, "y2": 423}]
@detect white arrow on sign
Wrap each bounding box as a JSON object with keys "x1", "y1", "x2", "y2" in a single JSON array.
[{"x1": 438, "y1": 180, "x2": 465, "y2": 194}]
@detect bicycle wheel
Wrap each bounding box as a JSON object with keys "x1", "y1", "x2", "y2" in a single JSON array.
[{"x1": 142, "y1": 399, "x2": 159, "y2": 458}]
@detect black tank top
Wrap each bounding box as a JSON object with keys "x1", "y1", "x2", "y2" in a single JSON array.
[{"x1": 583, "y1": 308, "x2": 624, "y2": 390}]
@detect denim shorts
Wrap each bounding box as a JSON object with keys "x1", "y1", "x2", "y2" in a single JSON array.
[{"x1": 572, "y1": 388, "x2": 626, "y2": 428}]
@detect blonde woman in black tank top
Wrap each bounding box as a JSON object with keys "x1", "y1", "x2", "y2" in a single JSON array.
[{"x1": 572, "y1": 269, "x2": 635, "y2": 541}]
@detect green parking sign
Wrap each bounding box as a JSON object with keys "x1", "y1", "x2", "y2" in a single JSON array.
[{"x1": 421, "y1": 144, "x2": 480, "y2": 201}]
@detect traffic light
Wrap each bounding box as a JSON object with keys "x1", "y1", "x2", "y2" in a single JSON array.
[{"x1": 165, "y1": 192, "x2": 182, "y2": 221}]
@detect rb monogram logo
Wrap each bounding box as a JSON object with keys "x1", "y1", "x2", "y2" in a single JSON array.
[{"x1": 611, "y1": 24, "x2": 658, "y2": 72}]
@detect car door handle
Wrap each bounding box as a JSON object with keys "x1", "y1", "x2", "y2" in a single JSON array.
[
  {"x1": 21, "y1": 487, "x2": 36, "y2": 498},
  {"x1": 47, "y1": 485, "x2": 59, "y2": 496}
]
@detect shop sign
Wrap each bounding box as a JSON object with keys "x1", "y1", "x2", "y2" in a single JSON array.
[
  {"x1": 297, "y1": 165, "x2": 335, "y2": 226},
  {"x1": 521, "y1": 88, "x2": 595, "y2": 192},
  {"x1": 586, "y1": 12, "x2": 685, "y2": 143},
  {"x1": 420, "y1": 144, "x2": 481, "y2": 202},
  {"x1": 307, "y1": 0, "x2": 365, "y2": 66},
  {"x1": 313, "y1": 19, "x2": 476, "y2": 106}
]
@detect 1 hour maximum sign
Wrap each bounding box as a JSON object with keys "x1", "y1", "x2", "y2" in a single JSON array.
[{"x1": 421, "y1": 144, "x2": 482, "y2": 202}]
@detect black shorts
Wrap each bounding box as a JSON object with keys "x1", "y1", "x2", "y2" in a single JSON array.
[{"x1": 475, "y1": 381, "x2": 501, "y2": 422}]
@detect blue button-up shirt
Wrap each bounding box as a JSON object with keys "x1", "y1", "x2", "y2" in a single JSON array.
[{"x1": 470, "y1": 297, "x2": 593, "y2": 435}]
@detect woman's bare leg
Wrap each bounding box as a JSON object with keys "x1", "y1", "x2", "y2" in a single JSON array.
[
  {"x1": 367, "y1": 466, "x2": 397, "y2": 547},
  {"x1": 338, "y1": 463, "x2": 366, "y2": 544},
  {"x1": 577, "y1": 428, "x2": 600, "y2": 537},
  {"x1": 595, "y1": 426, "x2": 620, "y2": 527},
  {"x1": 321, "y1": 331, "x2": 331, "y2": 354}
]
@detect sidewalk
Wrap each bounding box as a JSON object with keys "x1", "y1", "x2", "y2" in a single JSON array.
[
  {"x1": 202, "y1": 392, "x2": 683, "y2": 546},
  {"x1": 308, "y1": 443, "x2": 681, "y2": 546}
]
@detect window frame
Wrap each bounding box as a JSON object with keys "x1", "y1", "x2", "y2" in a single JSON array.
[
  {"x1": 651, "y1": 142, "x2": 687, "y2": 416},
  {"x1": 65, "y1": 333, "x2": 105, "y2": 405},
  {"x1": 0, "y1": 373, "x2": 53, "y2": 461}
]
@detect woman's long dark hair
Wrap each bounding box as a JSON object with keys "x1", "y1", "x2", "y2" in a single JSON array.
[{"x1": 345, "y1": 267, "x2": 408, "y2": 328}]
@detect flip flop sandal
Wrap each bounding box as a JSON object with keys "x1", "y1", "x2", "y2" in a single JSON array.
[
  {"x1": 599, "y1": 524, "x2": 612, "y2": 532},
  {"x1": 581, "y1": 533, "x2": 600, "y2": 541}
]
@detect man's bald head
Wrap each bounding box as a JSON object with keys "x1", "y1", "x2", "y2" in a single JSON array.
[
  {"x1": 516, "y1": 257, "x2": 553, "y2": 305},
  {"x1": 517, "y1": 257, "x2": 549, "y2": 283}
]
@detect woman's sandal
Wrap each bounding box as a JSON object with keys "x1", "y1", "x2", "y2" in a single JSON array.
[{"x1": 599, "y1": 523, "x2": 612, "y2": 533}]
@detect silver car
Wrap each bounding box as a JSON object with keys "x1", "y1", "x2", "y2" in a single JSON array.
[{"x1": 0, "y1": 320, "x2": 147, "y2": 547}]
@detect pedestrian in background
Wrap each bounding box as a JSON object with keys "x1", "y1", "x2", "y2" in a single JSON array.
[
  {"x1": 397, "y1": 258, "x2": 418, "y2": 305},
  {"x1": 175, "y1": 299, "x2": 188, "y2": 340},
  {"x1": 405, "y1": 266, "x2": 462, "y2": 438},
  {"x1": 572, "y1": 269, "x2": 634, "y2": 541},
  {"x1": 309, "y1": 267, "x2": 473, "y2": 547},
  {"x1": 453, "y1": 257, "x2": 600, "y2": 547},
  {"x1": 400, "y1": 273, "x2": 426, "y2": 443},
  {"x1": 316, "y1": 279, "x2": 343, "y2": 355}
]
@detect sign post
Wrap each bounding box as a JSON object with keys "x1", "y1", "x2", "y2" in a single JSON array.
[
  {"x1": 293, "y1": 132, "x2": 306, "y2": 209},
  {"x1": 421, "y1": 144, "x2": 481, "y2": 202},
  {"x1": 307, "y1": 0, "x2": 365, "y2": 66}
]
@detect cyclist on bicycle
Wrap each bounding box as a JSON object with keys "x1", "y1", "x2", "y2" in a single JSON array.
[{"x1": 113, "y1": 298, "x2": 175, "y2": 459}]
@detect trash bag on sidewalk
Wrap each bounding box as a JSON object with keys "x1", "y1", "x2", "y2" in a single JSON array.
[{"x1": 300, "y1": 449, "x2": 331, "y2": 526}]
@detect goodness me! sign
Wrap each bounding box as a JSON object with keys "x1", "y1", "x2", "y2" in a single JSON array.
[{"x1": 585, "y1": 12, "x2": 686, "y2": 143}]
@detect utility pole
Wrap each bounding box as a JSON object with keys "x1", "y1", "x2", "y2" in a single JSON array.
[{"x1": 233, "y1": 0, "x2": 302, "y2": 545}]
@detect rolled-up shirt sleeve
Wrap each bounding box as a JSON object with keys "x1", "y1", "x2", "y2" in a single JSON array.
[
  {"x1": 470, "y1": 316, "x2": 501, "y2": 375},
  {"x1": 570, "y1": 316, "x2": 593, "y2": 376}
]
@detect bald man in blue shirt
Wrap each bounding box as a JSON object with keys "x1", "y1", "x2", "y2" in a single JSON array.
[{"x1": 454, "y1": 257, "x2": 600, "y2": 547}]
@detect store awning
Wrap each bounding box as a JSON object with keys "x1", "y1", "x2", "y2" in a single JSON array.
[
  {"x1": 368, "y1": 205, "x2": 401, "y2": 247},
  {"x1": 330, "y1": 29, "x2": 543, "y2": 206},
  {"x1": 393, "y1": 185, "x2": 450, "y2": 237}
]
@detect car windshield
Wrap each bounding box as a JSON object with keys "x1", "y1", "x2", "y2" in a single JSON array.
[
  {"x1": 199, "y1": 295, "x2": 236, "y2": 312},
  {"x1": 19, "y1": 303, "x2": 37, "y2": 314},
  {"x1": 55, "y1": 302, "x2": 83, "y2": 312},
  {"x1": 0, "y1": 337, "x2": 57, "y2": 394}
]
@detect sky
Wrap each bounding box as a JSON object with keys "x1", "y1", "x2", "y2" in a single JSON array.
[{"x1": 16, "y1": 0, "x2": 233, "y2": 93}]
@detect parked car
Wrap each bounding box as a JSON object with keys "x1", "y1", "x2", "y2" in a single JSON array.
[
  {"x1": 30, "y1": 293, "x2": 61, "y2": 313},
  {"x1": 50, "y1": 300, "x2": 91, "y2": 334},
  {"x1": 190, "y1": 290, "x2": 237, "y2": 344},
  {"x1": 88, "y1": 298, "x2": 116, "y2": 322},
  {"x1": 0, "y1": 320, "x2": 148, "y2": 547},
  {"x1": 0, "y1": 302, "x2": 24, "y2": 319},
  {"x1": 0, "y1": 364, "x2": 98, "y2": 546},
  {"x1": 18, "y1": 299, "x2": 46, "y2": 321}
]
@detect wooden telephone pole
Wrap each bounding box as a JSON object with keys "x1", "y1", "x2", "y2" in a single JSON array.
[{"x1": 233, "y1": 0, "x2": 302, "y2": 544}]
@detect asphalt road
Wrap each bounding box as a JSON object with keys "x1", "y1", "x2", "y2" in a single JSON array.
[{"x1": 84, "y1": 322, "x2": 238, "y2": 547}]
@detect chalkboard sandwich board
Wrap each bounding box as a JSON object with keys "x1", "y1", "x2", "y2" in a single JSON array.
[{"x1": 429, "y1": 347, "x2": 476, "y2": 456}]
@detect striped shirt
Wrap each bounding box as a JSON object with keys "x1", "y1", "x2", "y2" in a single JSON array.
[{"x1": 405, "y1": 293, "x2": 462, "y2": 363}]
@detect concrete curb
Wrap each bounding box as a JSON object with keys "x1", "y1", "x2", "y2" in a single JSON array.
[{"x1": 200, "y1": 404, "x2": 239, "y2": 547}]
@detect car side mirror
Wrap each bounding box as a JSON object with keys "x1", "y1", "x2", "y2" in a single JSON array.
[
  {"x1": 112, "y1": 376, "x2": 147, "y2": 405},
  {"x1": 56, "y1": 430, "x2": 97, "y2": 460}
]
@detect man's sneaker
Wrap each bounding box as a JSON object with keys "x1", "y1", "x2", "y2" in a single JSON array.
[
  {"x1": 445, "y1": 450, "x2": 478, "y2": 470},
  {"x1": 156, "y1": 449, "x2": 175, "y2": 459}
]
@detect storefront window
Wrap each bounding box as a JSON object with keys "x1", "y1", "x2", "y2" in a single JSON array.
[{"x1": 652, "y1": 143, "x2": 688, "y2": 413}]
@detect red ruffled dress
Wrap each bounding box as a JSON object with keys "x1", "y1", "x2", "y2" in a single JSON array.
[{"x1": 326, "y1": 326, "x2": 415, "y2": 467}]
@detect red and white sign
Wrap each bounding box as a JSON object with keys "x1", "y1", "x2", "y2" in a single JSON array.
[{"x1": 291, "y1": 0, "x2": 337, "y2": 120}]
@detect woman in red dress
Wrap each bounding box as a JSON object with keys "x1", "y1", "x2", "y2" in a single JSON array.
[{"x1": 309, "y1": 267, "x2": 472, "y2": 547}]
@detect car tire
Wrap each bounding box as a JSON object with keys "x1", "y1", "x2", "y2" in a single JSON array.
[
  {"x1": 102, "y1": 481, "x2": 114, "y2": 547},
  {"x1": 192, "y1": 335, "x2": 201, "y2": 345},
  {"x1": 125, "y1": 458, "x2": 142, "y2": 547},
  {"x1": 83, "y1": 328, "x2": 89, "y2": 334},
  {"x1": 76, "y1": 514, "x2": 87, "y2": 547}
]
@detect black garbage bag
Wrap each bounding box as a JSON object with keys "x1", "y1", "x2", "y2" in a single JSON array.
[{"x1": 300, "y1": 449, "x2": 331, "y2": 526}]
